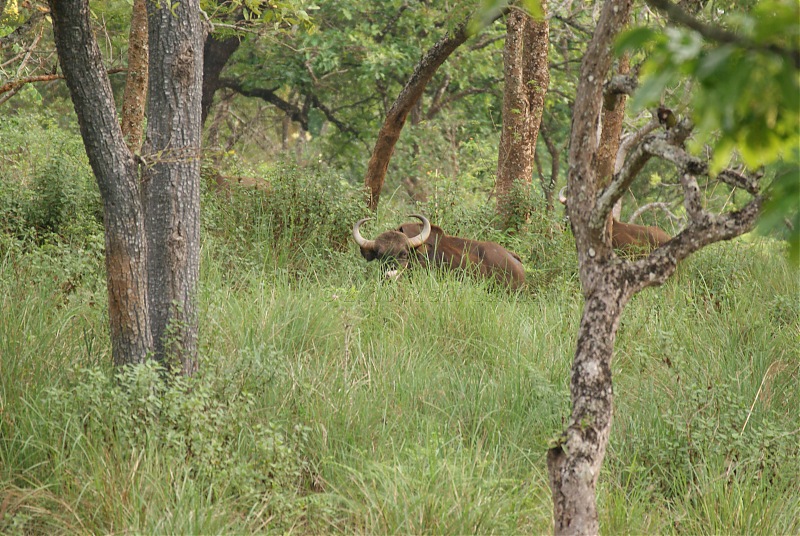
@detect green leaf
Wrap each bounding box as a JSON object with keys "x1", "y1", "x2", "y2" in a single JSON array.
[
  {"x1": 695, "y1": 45, "x2": 735, "y2": 82},
  {"x1": 615, "y1": 27, "x2": 658, "y2": 55},
  {"x1": 307, "y1": 109, "x2": 325, "y2": 136},
  {"x1": 521, "y1": 0, "x2": 543, "y2": 19},
  {"x1": 630, "y1": 68, "x2": 676, "y2": 111},
  {"x1": 665, "y1": 27, "x2": 704, "y2": 63}
]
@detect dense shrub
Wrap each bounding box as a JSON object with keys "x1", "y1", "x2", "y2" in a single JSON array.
[
  {"x1": 25, "y1": 149, "x2": 102, "y2": 237},
  {"x1": 2, "y1": 362, "x2": 320, "y2": 533},
  {"x1": 0, "y1": 110, "x2": 102, "y2": 246},
  {"x1": 256, "y1": 163, "x2": 366, "y2": 250},
  {"x1": 202, "y1": 162, "x2": 366, "y2": 274},
  {"x1": 637, "y1": 380, "x2": 795, "y2": 492}
]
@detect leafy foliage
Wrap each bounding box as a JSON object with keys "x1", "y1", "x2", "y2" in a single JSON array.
[
  {"x1": 619, "y1": 1, "x2": 799, "y2": 170},
  {"x1": 617, "y1": 0, "x2": 800, "y2": 260},
  {"x1": 0, "y1": 110, "x2": 102, "y2": 243},
  {"x1": 620, "y1": 378, "x2": 799, "y2": 500},
  {"x1": 2, "y1": 361, "x2": 317, "y2": 533}
]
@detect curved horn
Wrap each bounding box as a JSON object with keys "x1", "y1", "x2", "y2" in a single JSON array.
[
  {"x1": 558, "y1": 186, "x2": 567, "y2": 205},
  {"x1": 352, "y1": 217, "x2": 377, "y2": 250},
  {"x1": 405, "y1": 214, "x2": 431, "y2": 248}
]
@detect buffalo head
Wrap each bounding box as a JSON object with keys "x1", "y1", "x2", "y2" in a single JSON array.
[{"x1": 352, "y1": 214, "x2": 431, "y2": 278}]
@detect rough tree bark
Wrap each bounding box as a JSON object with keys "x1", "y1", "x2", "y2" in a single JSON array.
[
  {"x1": 50, "y1": 0, "x2": 204, "y2": 374},
  {"x1": 49, "y1": 0, "x2": 153, "y2": 367},
  {"x1": 496, "y1": 2, "x2": 550, "y2": 228},
  {"x1": 363, "y1": 20, "x2": 471, "y2": 210},
  {"x1": 596, "y1": 55, "x2": 630, "y2": 184},
  {"x1": 597, "y1": 53, "x2": 630, "y2": 237},
  {"x1": 546, "y1": 1, "x2": 763, "y2": 534},
  {"x1": 120, "y1": 0, "x2": 148, "y2": 151},
  {"x1": 141, "y1": 0, "x2": 204, "y2": 375}
]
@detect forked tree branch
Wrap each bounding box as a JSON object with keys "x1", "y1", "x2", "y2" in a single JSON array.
[
  {"x1": 622, "y1": 138, "x2": 763, "y2": 291},
  {"x1": 592, "y1": 117, "x2": 692, "y2": 229},
  {"x1": 627, "y1": 192, "x2": 762, "y2": 291},
  {"x1": 218, "y1": 77, "x2": 360, "y2": 138}
]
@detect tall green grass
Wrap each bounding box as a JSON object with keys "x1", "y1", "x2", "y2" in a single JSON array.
[{"x1": 1, "y1": 170, "x2": 798, "y2": 533}]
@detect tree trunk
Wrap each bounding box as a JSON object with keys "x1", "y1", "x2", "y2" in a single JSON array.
[
  {"x1": 537, "y1": 125, "x2": 560, "y2": 212},
  {"x1": 547, "y1": 265, "x2": 632, "y2": 534},
  {"x1": 596, "y1": 54, "x2": 630, "y2": 185},
  {"x1": 202, "y1": 28, "x2": 242, "y2": 125},
  {"x1": 496, "y1": 9, "x2": 529, "y2": 225},
  {"x1": 596, "y1": 53, "x2": 630, "y2": 239},
  {"x1": 548, "y1": 2, "x2": 633, "y2": 534},
  {"x1": 496, "y1": 3, "x2": 550, "y2": 228},
  {"x1": 120, "y1": 0, "x2": 148, "y2": 151},
  {"x1": 49, "y1": 0, "x2": 153, "y2": 367},
  {"x1": 548, "y1": 2, "x2": 763, "y2": 533},
  {"x1": 142, "y1": 0, "x2": 204, "y2": 375},
  {"x1": 364, "y1": 21, "x2": 470, "y2": 210}
]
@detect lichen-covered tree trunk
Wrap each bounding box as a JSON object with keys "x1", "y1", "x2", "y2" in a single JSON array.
[
  {"x1": 547, "y1": 271, "x2": 629, "y2": 534},
  {"x1": 120, "y1": 0, "x2": 148, "y2": 151},
  {"x1": 496, "y1": 3, "x2": 550, "y2": 228},
  {"x1": 547, "y1": 1, "x2": 763, "y2": 533},
  {"x1": 142, "y1": 0, "x2": 204, "y2": 375},
  {"x1": 547, "y1": 2, "x2": 634, "y2": 533},
  {"x1": 49, "y1": 0, "x2": 152, "y2": 367}
]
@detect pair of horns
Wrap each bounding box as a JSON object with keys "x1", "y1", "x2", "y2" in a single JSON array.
[{"x1": 353, "y1": 214, "x2": 431, "y2": 250}]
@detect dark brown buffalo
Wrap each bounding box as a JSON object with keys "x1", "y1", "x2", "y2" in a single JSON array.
[
  {"x1": 352, "y1": 214, "x2": 525, "y2": 289},
  {"x1": 558, "y1": 187, "x2": 671, "y2": 252}
]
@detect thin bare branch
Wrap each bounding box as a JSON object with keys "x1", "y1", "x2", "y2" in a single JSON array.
[
  {"x1": 628, "y1": 202, "x2": 682, "y2": 223},
  {"x1": 0, "y1": 68, "x2": 127, "y2": 99},
  {"x1": 615, "y1": 116, "x2": 660, "y2": 172}
]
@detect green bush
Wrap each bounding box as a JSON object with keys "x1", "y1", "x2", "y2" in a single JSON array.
[
  {"x1": 255, "y1": 163, "x2": 365, "y2": 251},
  {"x1": 202, "y1": 162, "x2": 366, "y2": 274},
  {"x1": 2, "y1": 361, "x2": 319, "y2": 533},
  {"x1": 0, "y1": 109, "x2": 102, "y2": 246},
  {"x1": 648, "y1": 380, "x2": 792, "y2": 491},
  {"x1": 25, "y1": 149, "x2": 101, "y2": 237}
]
